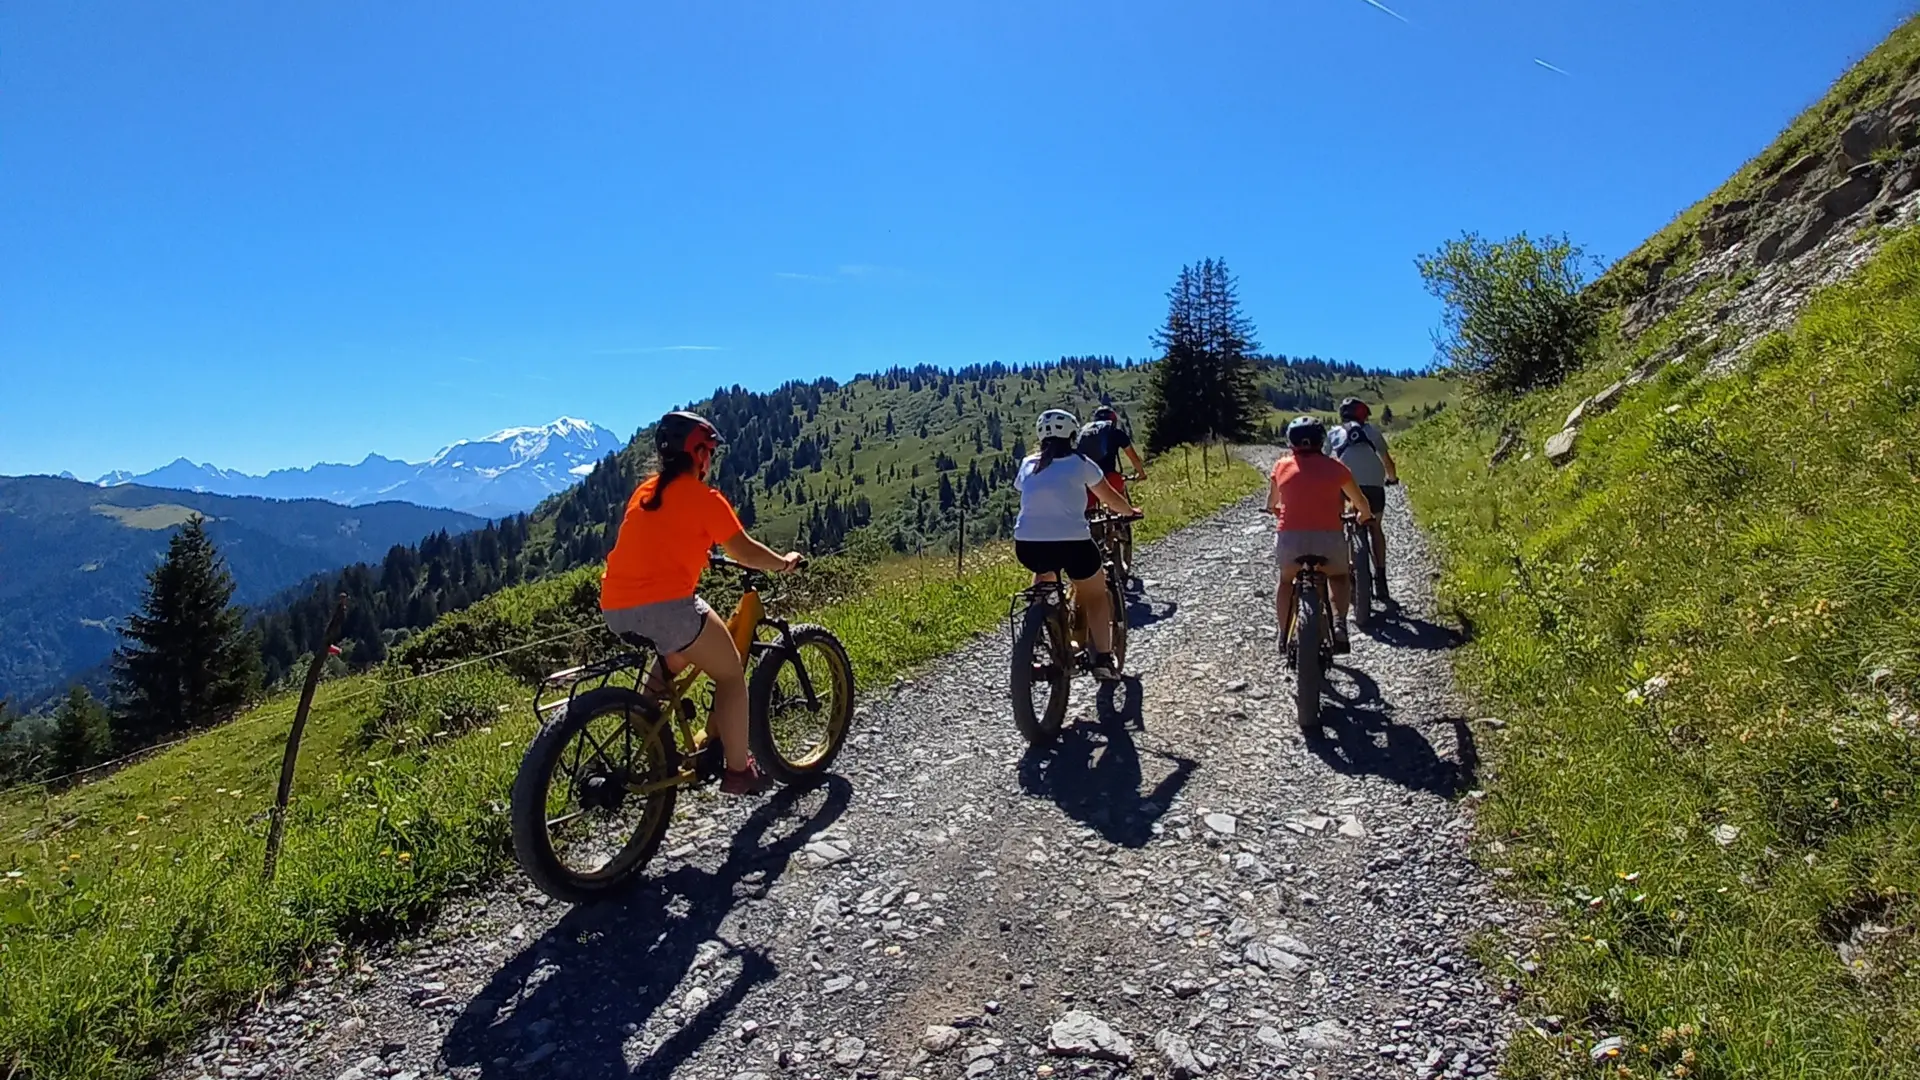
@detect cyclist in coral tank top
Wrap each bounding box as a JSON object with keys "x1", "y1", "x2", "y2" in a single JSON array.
[
  {"x1": 601, "y1": 410, "x2": 803, "y2": 795},
  {"x1": 1270, "y1": 416, "x2": 1373, "y2": 656}
]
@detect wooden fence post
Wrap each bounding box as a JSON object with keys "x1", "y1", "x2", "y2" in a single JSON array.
[{"x1": 264, "y1": 593, "x2": 347, "y2": 883}]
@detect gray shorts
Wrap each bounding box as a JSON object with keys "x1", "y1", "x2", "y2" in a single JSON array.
[
  {"x1": 1273, "y1": 530, "x2": 1350, "y2": 573},
  {"x1": 602, "y1": 595, "x2": 714, "y2": 654}
]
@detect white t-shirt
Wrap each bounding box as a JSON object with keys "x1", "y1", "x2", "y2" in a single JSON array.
[{"x1": 1013, "y1": 452, "x2": 1105, "y2": 542}]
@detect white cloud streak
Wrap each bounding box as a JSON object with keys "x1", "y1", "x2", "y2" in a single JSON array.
[
  {"x1": 1356, "y1": 0, "x2": 1409, "y2": 23},
  {"x1": 1534, "y1": 58, "x2": 1573, "y2": 76},
  {"x1": 592, "y1": 345, "x2": 725, "y2": 355}
]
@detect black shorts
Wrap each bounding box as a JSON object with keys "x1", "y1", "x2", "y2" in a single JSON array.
[
  {"x1": 1359, "y1": 485, "x2": 1387, "y2": 516},
  {"x1": 1015, "y1": 539, "x2": 1103, "y2": 581}
]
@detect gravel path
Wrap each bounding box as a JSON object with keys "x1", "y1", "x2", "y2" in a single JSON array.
[{"x1": 174, "y1": 451, "x2": 1524, "y2": 1080}]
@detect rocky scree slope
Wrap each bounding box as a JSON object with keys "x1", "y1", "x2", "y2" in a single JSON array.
[
  {"x1": 169, "y1": 461, "x2": 1527, "y2": 1080},
  {"x1": 1525, "y1": 47, "x2": 1920, "y2": 469},
  {"x1": 1606, "y1": 28, "x2": 1920, "y2": 376}
]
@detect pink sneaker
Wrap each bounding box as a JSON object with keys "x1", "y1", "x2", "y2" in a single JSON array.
[{"x1": 720, "y1": 760, "x2": 774, "y2": 796}]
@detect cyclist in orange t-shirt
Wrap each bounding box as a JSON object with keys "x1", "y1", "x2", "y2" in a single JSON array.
[
  {"x1": 1270, "y1": 416, "x2": 1373, "y2": 656},
  {"x1": 601, "y1": 410, "x2": 803, "y2": 795}
]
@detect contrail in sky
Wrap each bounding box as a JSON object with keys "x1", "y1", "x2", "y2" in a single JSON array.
[
  {"x1": 1534, "y1": 58, "x2": 1572, "y2": 76},
  {"x1": 1356, "y1": 0, "x2": 1409, "y2": 22}
]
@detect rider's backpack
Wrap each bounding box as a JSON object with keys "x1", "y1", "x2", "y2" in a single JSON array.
[
  {"x1": 1335, "y1": 421, "x2": 1376, "y2": 456},
  {"x1": 1076, "y1": 421, "x2": 1117, "y2": 463}
]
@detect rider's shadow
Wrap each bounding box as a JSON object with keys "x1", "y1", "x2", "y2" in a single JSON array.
[
  {"x1": 1124, "y1": 593, "x2": 1178, "y2": 630},
  {"x1": 439, "y1": 778, "x2": 852, "y2": 1080},
  {"x1": 1016, "y1": 678, "x2": 1196, "y2": 848},
  {"x1": 1303, "y1": 667, "x2": 1479, "y2": 799}
]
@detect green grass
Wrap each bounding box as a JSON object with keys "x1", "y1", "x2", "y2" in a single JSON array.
[
  {"x1": 1596, "y1": 14, "x2": 1920, "y2": 313},
  {"x1": 0, "y1": 446, "x2": 1259, "y2": 1080},
  {"x1": 1401, "y1": 227, "x2": 1920, "y2": 1079}
]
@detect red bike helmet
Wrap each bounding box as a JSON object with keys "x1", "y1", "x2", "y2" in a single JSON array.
[
  {"x1": 1338, "y1": 397, "x2": 1372, "y2": 423},
  {"x1": 655, "y1": 410, "x2": 723, "y2": 469}
]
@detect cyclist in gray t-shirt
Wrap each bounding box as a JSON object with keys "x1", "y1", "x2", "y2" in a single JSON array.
[{"x1": 1328, "y1": 398, "x2": 1398, "y2": 598}]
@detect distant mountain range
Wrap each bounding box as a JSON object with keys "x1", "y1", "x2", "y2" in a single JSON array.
[
  {"x1": 89, "y1": 418, "x2": 621, "y2": 518},
  {"x1": 0, "y1": 478, "x2": 488, "y2": 707}
]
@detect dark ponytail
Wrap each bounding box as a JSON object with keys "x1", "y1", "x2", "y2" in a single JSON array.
[
  {"x1": 1033, "y1": 435, "x2": 1080, "y2": 473},
  {"x1": 639, "y1": 451, "x2": 697, "y2": 511}
]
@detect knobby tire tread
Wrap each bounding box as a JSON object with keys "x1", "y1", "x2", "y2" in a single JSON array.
[
  {"x1": 1295, "y1": 583, "x2": 1325, "y2": 730},
  {"x1": 747, "y1": 623, "x2": 856, "y2": 786},
  {"x1": 1011, "y1": 602, "x2": 1069, "y2": 745},
  {"x1": 510, "y1": 686, "x2": 678, "y2": 905}
]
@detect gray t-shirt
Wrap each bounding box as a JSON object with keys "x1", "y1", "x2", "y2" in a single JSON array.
[
  {"x1": 1013, "y1": 452, "x2": 1105, "y2": 542},
  {"x1": 1329, "y1": 422, "x2": 1390, "y2": 486}
]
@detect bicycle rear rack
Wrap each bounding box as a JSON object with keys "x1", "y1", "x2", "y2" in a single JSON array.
[
  {"x1": 1006, "y1": 581, "x2": 1066, "y2": 650},
  {"x1": 532, "y1": 651, "x2": 654, "y2": 722}
]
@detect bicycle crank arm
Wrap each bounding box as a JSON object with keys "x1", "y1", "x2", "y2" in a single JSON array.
[{"x1": 625, "y1": 770, "x2": 702, "y2": 797}]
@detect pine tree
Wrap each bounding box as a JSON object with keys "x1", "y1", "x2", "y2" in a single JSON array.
[
  {"x1": 1144, "y1": 258, "x2": 1264, "y2": 451},
  {"x1": 47, "y1": 685, "x2": 111, "y2": 778},
  {"x1": 111, "y1": 516, "x2": 261, "y2": 749}
]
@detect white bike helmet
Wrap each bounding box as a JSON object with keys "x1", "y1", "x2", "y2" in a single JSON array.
[{"x1": 1036, "y1": 409, "x2": 1079, "y2": 441}]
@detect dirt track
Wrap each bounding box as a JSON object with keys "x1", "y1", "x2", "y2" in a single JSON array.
[{"x1": 175, "y1": 453, "x2": 1520, "y2": 1080}]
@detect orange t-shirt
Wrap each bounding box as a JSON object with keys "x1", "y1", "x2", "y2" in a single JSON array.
[
  {"x1": 1269, "y1": 451, "x2": 1353, "y2": 532},
  {"x1": 601, "y1": 473, "x2": 745, "y2": 610}
]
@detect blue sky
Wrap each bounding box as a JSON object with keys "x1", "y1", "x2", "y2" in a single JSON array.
[{"x1": 2, "y1": 0, "x2": 1911, "y2": 478}]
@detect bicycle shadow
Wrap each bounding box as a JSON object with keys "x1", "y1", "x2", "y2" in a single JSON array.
[
  {"x1": 439, "y1": 777, "x2": 853, "y2": 1079},
  {"x1": 1015, "y1": 677, "x2": 1196, "y2": 849},
  {"x1": 1361, "y1": 605, "x2": 1466, "y2": 652},
  {"x1": 1302, "y1": 667, "x2": 1479, "y2": 799}
]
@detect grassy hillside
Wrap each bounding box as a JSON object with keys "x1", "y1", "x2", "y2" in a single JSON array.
[
  {"x1": 0, "y1": 478, "x2": 484, "y2": 706},
  {"x1": 1402, "y1": 223, "x2": 1920, "y2": 1076},
  {"x1": 0, "y1": 448, "x2": 1259, "y2": 1080}
]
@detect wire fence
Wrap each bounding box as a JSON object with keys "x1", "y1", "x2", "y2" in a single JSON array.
[{"x1": 0, "y1": 625, "x2": 601, "y2": 803}]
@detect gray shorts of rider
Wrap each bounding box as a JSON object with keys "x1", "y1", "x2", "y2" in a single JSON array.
[
  {"x1": 601, "y1": 595, "x2": 715, "y2": 655},
  {"x1": 1273, "y1": 529, "x2": 1350, "y2": 575}
]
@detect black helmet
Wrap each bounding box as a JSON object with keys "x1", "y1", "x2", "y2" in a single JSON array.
[
  {"x1": 1092, "y1": 405, "x2": 1119, "y2": 424},
  {"x1": 1286, "y1": 415, "x2": 1326, "y2": 451},
  {"x1": 655, "y1": 410, "x2": 723, "y2": 461},
  {"x1": 1338, "y1": 397, "x2": 1371, "y2": 423}
]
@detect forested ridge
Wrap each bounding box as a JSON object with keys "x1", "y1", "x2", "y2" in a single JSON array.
[{"x1": 239, "y1": 352, "x2": 1437, "y2": 687}]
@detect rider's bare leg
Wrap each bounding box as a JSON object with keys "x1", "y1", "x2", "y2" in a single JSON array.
[
  {"x1": 1071, "y1": 573, "x2": 1113, "y2": 654},
  {"x1": 669, "y1": 611, "x2": 752, "y2": 772},
  {"x1": 1275, "y1": 566, "x2": 1299, "y2": 646}
]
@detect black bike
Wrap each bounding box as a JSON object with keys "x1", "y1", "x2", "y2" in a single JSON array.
[
  {"x1": 1280, "y1": 553, "x2": 1337, "y2": 730},
  {"x1": 1344, "y1": 509, "x2": 1375, "y2": 632},
  {"x1": 509, "y1": 556, "x2": 855, "y2": 904},
  {"x1": 1008, "y1": 512, "x2": 1141, "y2": 744}
]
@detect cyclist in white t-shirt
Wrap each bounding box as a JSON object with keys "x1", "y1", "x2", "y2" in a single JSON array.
[{"x1": 1013, "y1": 409, "x2": 1142, "y2": 680}]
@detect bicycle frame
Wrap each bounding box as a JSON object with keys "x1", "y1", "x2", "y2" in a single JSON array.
[
  {"x1": 532, "y1": 558, "x2": 821, "y2": 797},
  {"x1": 1279, "y1": 562, "x2": 1335, "y2": 659}
]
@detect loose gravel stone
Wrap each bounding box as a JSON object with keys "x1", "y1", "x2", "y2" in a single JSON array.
[{"x1": 1047, "y1": 1011, "x2": 1133, "y2": 1062}]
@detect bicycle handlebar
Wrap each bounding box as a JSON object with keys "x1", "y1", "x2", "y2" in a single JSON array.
[
  {"x1": 1090, "y1": 510, "x2": 1144, "y2": 524},
  {"x1": 708, "y1": 554, "x2": 809, "y2": 573}
]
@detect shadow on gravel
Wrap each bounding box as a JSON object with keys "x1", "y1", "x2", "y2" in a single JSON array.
[
  {"x1": 1123, "y1": 593, "x2": 1179, "y2": 630},
  {"x1": 1363, "y1": 604, "x2": 1467, "y2": 652},
  {"x1": 1015, "y1": 677, "x2": 1197, "y2": 848},
  {"x1": 439, "y1": 777, "x2": 852, "y2": 1079},
  {"x1": 1304, "y1": 668, "x2": 1479, "y2": 798}
]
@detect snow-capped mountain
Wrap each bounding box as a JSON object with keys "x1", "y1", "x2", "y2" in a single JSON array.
[{"x1": 94, "y1": 418, "x2": 623, "y2": 517}]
